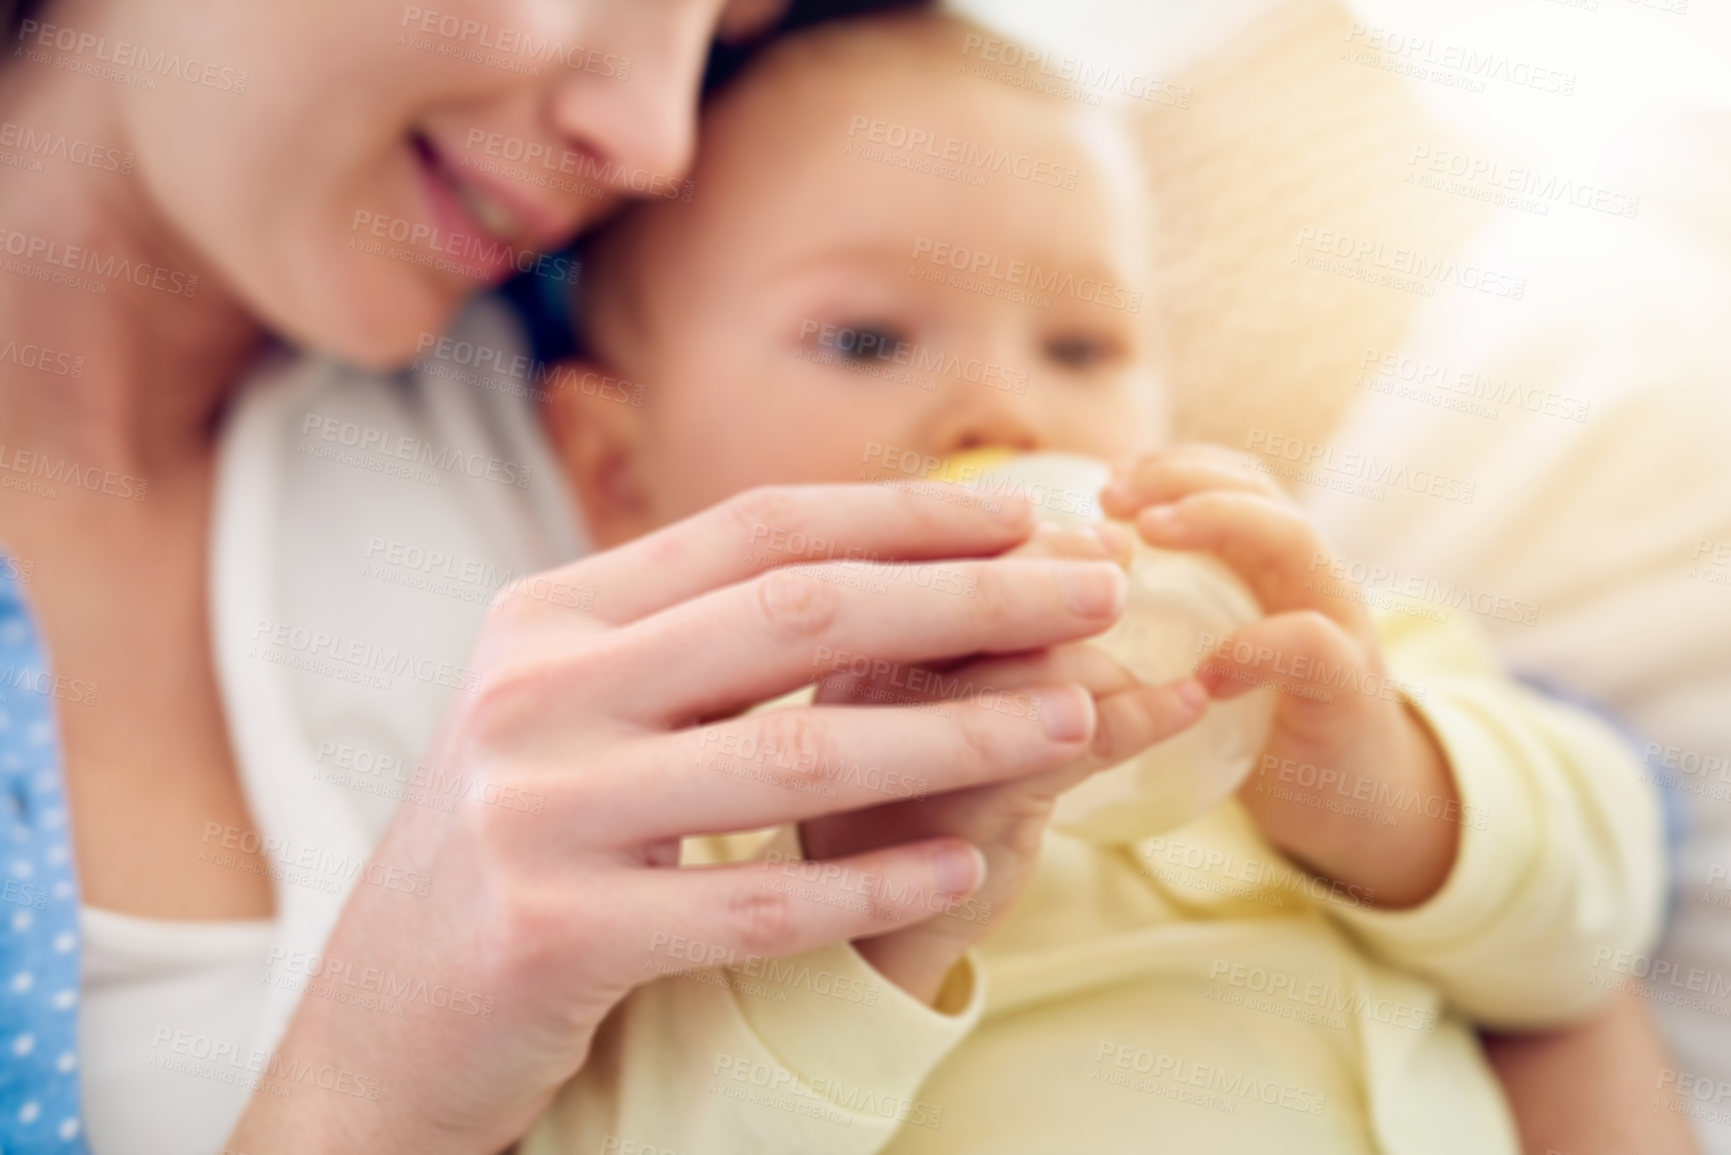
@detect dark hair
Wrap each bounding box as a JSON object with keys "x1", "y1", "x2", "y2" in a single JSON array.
[
  {"x1": 511, "y1": 0, "x2": 932, "y2": 363},
  {"x1": 3, "y1": 0, "x2": 44, "y2": 40},
  {"x1": 701, "y1": 0, "x2": 929, "y2": 94}
]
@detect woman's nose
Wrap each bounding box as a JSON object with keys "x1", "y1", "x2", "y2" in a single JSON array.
[{"x1": 541, "y1": 6, "x2": 712, "y2": 191}]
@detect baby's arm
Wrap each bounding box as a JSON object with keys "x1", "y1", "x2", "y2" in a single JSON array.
[{"x1": 1105, "y1": 446, "x2": 1666, "y2": 1024}]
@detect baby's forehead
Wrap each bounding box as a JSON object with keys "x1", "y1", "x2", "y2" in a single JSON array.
[
  {"x1": 580, "y1": 14, "x2": 1147, "y2": 346},
  {"x1": 721, "y1": 17, "x2": 1068, "y2": 150}
]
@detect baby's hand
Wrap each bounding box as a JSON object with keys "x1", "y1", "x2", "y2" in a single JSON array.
[
  {"x1": 799, "y1": 524, "x2": 1208, "y2": 1005},
  {"x1": 1102, "y1": 445, "x2": 1459, "y2": 909}
]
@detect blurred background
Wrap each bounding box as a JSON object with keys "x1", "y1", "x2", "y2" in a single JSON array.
[{"x1": 949, "y1": 0, "x2": 1731, "y2": 1148}]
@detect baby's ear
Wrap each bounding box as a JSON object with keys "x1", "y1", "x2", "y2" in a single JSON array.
[{"x1": 541, "y1": 359, "x2": 653, "y2": 547}]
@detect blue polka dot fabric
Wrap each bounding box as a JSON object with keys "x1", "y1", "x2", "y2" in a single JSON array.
[{"x1": 0, "y1": 561, "x2": 87, "y2": 1152}]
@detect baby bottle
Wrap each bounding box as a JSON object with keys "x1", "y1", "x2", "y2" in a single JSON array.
[{"x1": 939, "y1": 450, "x2": 1276, "y2": 842}]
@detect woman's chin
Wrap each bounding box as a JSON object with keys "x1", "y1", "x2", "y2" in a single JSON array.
[{"x1": 297, "y1": 271, "x2": 470, "y2": 372}]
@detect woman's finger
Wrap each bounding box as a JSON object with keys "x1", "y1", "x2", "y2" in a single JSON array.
[
  {"x1": 586, "y1": 556, "x2": 1126, "y2": 725},
  {"x1": 814, "y1": 642, "x2": 1141, "y2": 710},
  {"x1": 1133, "y1": 491, "x2": 1374, "y2": 638},
  {"x1": 543, "y1": 687, "x2": 1099, "y2": 844},
  {"x1": 615, "y1": 838, "x2": 992, "y2": 986},
  {"x1": 551, "y1": 483, "x2": 1037, "y2": 626}
]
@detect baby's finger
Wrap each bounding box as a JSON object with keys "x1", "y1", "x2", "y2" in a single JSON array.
[
  {"x1": 1134, "y1": 491, "x2": 1374, "y2": 639},
  {"x1": 1192, "y1": 610, "x2": 1378, "y2": 720},
  {"x1": 1100, "y1": 444, "x2": 1286, "y2": 517},
  {"x1": 1089, "y1": 677, "x2": 1211, "y2": 766}
]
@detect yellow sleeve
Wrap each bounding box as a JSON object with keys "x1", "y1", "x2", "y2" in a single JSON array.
[
  {"x1": 1318, "y1": 612, "x2": 1667, "y2": 1029},
  {"x1": 519, "y1": 830, "x2": 985, "y2": 1155}
]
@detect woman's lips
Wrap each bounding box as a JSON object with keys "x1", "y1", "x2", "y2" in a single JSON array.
[
  {"x1": 410, "y1": 133, "x2": 579, "y2": 285},
  {"x1": 409, "y1": 134, "x2": 516, "y2": 285},
  {"x1": 417, "y1": 133, "x2": 573, "y2": 249}
]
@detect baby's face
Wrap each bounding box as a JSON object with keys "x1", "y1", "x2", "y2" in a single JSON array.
[{"x1": 555, "y1": 20, "x2": 1163, "y2": 545}]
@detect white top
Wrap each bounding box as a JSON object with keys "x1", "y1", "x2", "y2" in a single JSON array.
[
  {"x1": 78, "y1": 907, "x2": 277, "y2": 1155},
  {"x1": 69, "y1": 295, "x2": 582, "y2": 1154}
]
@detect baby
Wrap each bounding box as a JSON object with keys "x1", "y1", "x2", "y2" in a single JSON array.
[{"x1": 522, "y1": 11, "x2": 1664, "y2": 1154}]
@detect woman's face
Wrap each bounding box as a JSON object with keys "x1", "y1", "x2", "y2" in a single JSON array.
[{"x1": 106, "y1": 0, "x2": 782, "y2": 367}]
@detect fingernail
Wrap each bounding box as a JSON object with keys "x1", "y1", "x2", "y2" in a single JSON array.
[
  {"x1": 1177, "y1": 678, "x2": 1210, "y2": 710},
  {"x1": 935, "y1": 842, "x2": 988, "y2": 897},
  {"x1": 1058, "y1": 561, "x2": 1126, "y2": 618},
  {"x1": 1033, "y1": 684, "x2": 1094, "y2": 742}
]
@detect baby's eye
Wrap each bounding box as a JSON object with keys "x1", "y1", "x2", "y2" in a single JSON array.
[
  {"x1": 826, "y1": 323, "x2": 910, "y2": 363},
  {"x1": 1044, "y1": 333, "x2": 1121, "y2": 372}
]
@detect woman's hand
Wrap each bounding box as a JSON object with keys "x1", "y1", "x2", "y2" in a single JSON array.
[{"x1": 229, "y1": 484, "x2": 1132, "y2": 1155}]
